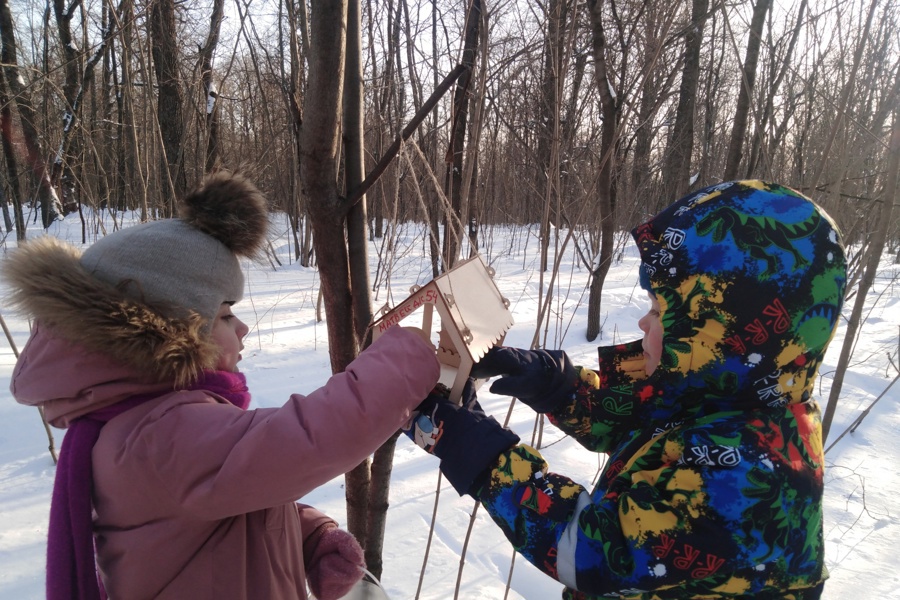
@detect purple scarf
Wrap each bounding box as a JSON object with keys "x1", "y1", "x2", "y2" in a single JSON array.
[{"x1": 47, "y1": 371, "x2": 251, "y2": 600}]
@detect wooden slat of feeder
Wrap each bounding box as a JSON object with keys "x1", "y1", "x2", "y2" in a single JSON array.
[{"x1": 434, "y1": 256, "x2": 513, "y2": 362}]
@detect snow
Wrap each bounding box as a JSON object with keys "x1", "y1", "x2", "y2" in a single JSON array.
[{"x1": 1, "y1": 211, "x2": 898, "y2": 599}]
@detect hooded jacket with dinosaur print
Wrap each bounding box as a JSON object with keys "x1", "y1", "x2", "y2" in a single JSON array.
[{"x1": 475, "y1": 181, "x2": 846, "y2": 599}]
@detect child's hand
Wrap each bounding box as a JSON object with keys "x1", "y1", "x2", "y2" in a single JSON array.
[
  {"x1": 403, "y1": 380, "x2": 519, "y2": 496},
  {"x1": 471, "y1": 346, "x2": 577, "y2": 413},
  {"x1": 306, "y1": 526, "x2": 364, "y2": 600}
]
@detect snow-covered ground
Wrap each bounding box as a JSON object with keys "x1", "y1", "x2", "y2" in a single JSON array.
[{"x1": 1, "y1": 212, "x2": 897, "y2": 599}]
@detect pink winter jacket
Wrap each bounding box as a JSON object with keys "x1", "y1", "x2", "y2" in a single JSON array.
[{"x1": 12, "y1": 325, "x2": 439, "y2": 599}]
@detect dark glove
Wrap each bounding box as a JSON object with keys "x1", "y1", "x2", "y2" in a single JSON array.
[
  {"x1": 305, "y1": 526, "x2": 365, "y2": 600},
  {"x1": 470, "y1": 346, "x2": 578, "y2": 413},
  {"x1": 404, "y1": 380, "x2": 519, "y2": 497}
]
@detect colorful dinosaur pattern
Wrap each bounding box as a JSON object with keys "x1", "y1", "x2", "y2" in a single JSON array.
[{"x1": 476, "y1": 181, "x2": 845, "y2": 599}]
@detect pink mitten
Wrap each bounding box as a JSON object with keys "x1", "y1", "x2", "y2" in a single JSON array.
[{"x1": 306, "y1": 526, "x2": 365, "y2": 600}]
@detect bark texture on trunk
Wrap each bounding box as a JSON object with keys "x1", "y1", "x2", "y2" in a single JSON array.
[
  {"x1": 150, "y1": 0, "x2": 186, "y2": 212},
  {"x1": 723, "y1": 0, "x2": 771, "y2": 181},
  {"x1": 0, "y1": 0, "x2": 62, "y2": 228}
]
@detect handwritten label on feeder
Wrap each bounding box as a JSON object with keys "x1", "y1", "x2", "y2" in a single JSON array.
[
  {"x1": 376, "y1": 288, "x2": 439, "y2": 333},
  {"x1": 370, "y1": 256, "x2": 514, "y2": 402}
]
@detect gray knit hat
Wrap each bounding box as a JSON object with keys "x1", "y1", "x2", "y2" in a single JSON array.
[
  {"x1": 81, "y1": 171, "x2": 269, "y2": 326},
  {"x1": 1, "y1": 172, "x2": 269, "y2": 386}
]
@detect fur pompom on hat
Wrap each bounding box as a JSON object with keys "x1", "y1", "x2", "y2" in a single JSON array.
[
  {"x1": 179, "y1": 171, "x2": 270, "y2": 256},
  {"x1": 2, "y1": 171, "x2": 269, "y2": 385}
]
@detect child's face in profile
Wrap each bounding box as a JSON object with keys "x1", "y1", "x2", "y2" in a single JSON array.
[
  {"x1": 638, "y1": 294, "x2": 663, "y2": 376},
  {"x1": 211, "y1": 302, "x2": 249, "y2": 372}
]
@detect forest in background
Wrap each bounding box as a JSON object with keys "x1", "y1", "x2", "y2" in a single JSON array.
[
  {"x1": 1, "y1": 0, "x2": 897, "y2": 245},
  {"x1": 1, "y1": 0, "x2": 898, "y2": 578},
  {"x1": 2, "y1": 0, "x2": 898, "y2": 333}
]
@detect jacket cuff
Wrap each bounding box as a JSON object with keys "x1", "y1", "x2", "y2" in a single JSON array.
[
  {"x1": 440, "y1": 418, "x2": 520, "y2": 496},
  {"x1": 298, "y1": 505, "x2": 338, "y2": 565}
]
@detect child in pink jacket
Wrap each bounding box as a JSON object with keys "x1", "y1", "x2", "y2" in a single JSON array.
[{"x1": 4, "y1": 172, "x2": 440, "y2": 600}]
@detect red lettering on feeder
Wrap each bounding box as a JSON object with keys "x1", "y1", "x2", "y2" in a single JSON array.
[{"x1": 377, "y1": 288, "x2": 439, "y2": 333}]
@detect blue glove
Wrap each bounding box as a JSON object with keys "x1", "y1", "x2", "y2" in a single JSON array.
[
  {"x1": 405, "y1": 380, "x2": 519, "y2": 497},
  {"x1": 470, "y1": 346, "x2": 577, "y2": 413}
]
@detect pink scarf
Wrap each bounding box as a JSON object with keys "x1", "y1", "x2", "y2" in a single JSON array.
[
  {"x1": 188, "y1": 370, "x2": 252, "y2": 410},
  {"x1": 47, "y1": 370, "x2": 251, "y2": 600}
]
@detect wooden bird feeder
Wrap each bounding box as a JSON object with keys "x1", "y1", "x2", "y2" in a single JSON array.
[{"x1": 371, "y1": 255, "x2": 513, "y2": 402}]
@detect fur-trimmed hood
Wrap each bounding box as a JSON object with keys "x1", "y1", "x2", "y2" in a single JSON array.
[
  {"x1": 4, "y1": 171, "x2": 269, "y2": 401},
  {"x1": 4, "y1": 236, "x2": 219, "y2": 388}
]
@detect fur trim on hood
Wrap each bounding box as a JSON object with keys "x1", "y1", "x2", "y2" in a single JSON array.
[
  {"x1": 3, "y1": 171, "x2": 270, "y2": 388},
  {"x1": 3, "y1": 237, "x2": 218, "y2": 386}
]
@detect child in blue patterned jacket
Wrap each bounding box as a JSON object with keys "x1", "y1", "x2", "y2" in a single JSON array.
[{"x1": 405, "y1": 180, "x2": 846, "y2": 599}]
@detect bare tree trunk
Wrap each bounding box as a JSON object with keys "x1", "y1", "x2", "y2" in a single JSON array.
[
  {"x1": 723, "y1": 0, "x2": 770, "y2": 181},
  {"x1": 822, "y1": 104, "x2": 900, "y2": 441},
  {"x1": 661, "y1": 0, "x2": 708, "y2": 198},
  {"x1": 343, "y1": 0, "x2": 382, "y2": 571},
  {"x1": 745, "y1": 0, "x2": 806, "y2": 178},
  {"x1": 793, "y1": 58, "x2": 818, "y2": 187},
  {"x1": 698, "y1": 9, "x2": 724, "y2": 189},
  {"x1": 536, "y1": 0, "x2": 565, "y2": 274},
  {"x1": 460, "y1": 4, "x2": 489, "y2": 259},
  {"x1": 150, "y1": 0, "x2": 186, "y2": 212},
  {"x1": 807, "y1": 0, "x2": 878, "y2": 194},
  {"x1": 96, "y1": 1, "x2": 115, "y2": 212},
  {"x1": 379, "y1": 0, "x2": 404, "y2": 242},
  {"x1": 766, "y1": 68, "x2": 802, "y2": 181},
  {"x1": 199, "y1": 0, "x2": 225, "y2": 173},
  {"x1": 109, "y1": 0, "x2": 139, "y2": 214},
  {"x1": 401, "y1": 0, "x2": 423, "y2": 113},
  {"x1": 302, "y1": 0, "x2": 355, "y2": 370},
  {"x1": 428, "y1": 0, "x2": 441, "y2": 278},
  {"x1": 0, "y1": 64, "x2": 24, "y2": 239},
  {"x1": 300, "y1": 0, "x2": 468, "y2": 570},
  {"x1": 51, "y1": 0, "x2": 83, "y2": 213},
  {"x1": 586, "y1": 0, "x2": 619, "y2": 343},
  {"x1": 53, "y1": 20, "x2": 113, "y2": 215},
  {"x1": 365, "y1": 0, "x2": 385, "y2": 240},
  {"x1": 442, "y1": 0, "x2": 480, "y2": 271},
  {"x1": 283, "y1": 0, "x2": 311, "y2": 265},
  {"x1": 0, "y1": 0, "x2": 62, "y2": 228},
  {"x1": 0, "y1": 185, "x2": 10, "y2": 233},
  {"x1": 631, "y1": 7, "x2": 660, "y2": 208},
  {"x1": 364, "y1": 430, "x2": 398, "y2": 580},
  {"x1": 280, "y1": 0, "x2": 299, "y2": 259},
  {"x1": 300, "y1": 0, "x2": 375, "y2": 560}
]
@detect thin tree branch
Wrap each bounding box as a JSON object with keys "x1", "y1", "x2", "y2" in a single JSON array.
[{"x1": 345, "y1": 63, "x2": 467, "y2": 208}]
